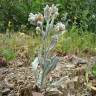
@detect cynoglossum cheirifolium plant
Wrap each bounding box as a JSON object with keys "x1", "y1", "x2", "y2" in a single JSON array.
[{"x1": 28, "y1": 4, "x2": 66, "y2": 90}]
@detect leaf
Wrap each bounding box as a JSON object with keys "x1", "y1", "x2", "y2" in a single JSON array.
[
  {"x1": 44, "y1": 20, "x2": 50, "y2": 38},
  {"x1": 31, "y1": 57, "x2": 39, "y2": 70},
  {"x1": 36, "y1": 70, "x2": 43, "y2": 88},
  {"x1": 51, "y1": 76, "x2": 69, "y2": 88},
  {"x1": 43, "y1": 59, "x2": 51, "y2": 70},
  {"x1": 49, "y1": 17, "x2": 55, "y2": 31},
  {"x1": 36, "y1": 56, "x2": 59, "y2": 88},
  {"x1": 43, "y1": 56, "x2": 59, "y2": 77},
  {"x1": 41, "y1": 31, "x2": 46, "y2": 38},
  {"x1": 48, "y1": 35, "x2": 59, "y2": 51},
  {"x1": 92, "y1": 64, "x2": 96, "y2": 77}
]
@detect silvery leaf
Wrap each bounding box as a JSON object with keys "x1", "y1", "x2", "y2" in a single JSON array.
[
  {"x1": 51, "y1": 76, "x2": 69, "y2": 88},
  {"x1": 43, "y1": 59, "x2": 51, "y2": 70},
  {"x1": 48, "y1": 34, "x2": 59, "y2": 51},
  {"x1": 45, "y1": 20, "x2": 50, "y2": 37},
  {"x1": 31, "y1": 57, "x2": 39, "y2": 70},
  {"x1": 49, "y1": 17, "x2": 55, "y2": 31},
  {"x1": 36, "y1": 70, "x2": 43, "y2": 88},
  {"x1": 41, "y1": 31, "x2": 46, "y2": 38},
  {"x1": 38, "y1": 56, "x2": 45, "y2": 69},
  {"x1": 43, "y1": 56, "x2": 59, "y2": 77},
  {"x1": 44, "y1": 5, "x2": 50, "y2": 21}
]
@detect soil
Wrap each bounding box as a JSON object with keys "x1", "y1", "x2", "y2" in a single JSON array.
[{"x1": 0, "y1": 54, "x2": 96, "y2": 96}]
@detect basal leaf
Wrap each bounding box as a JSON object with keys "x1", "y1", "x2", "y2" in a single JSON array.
[
  {"x1": 43, "y1": 56, "x2": 59, "y2": 77},
  {"x1": 51, "y1": 76, "x2": 69, "y2": 87},
  {"x1": 31, "y1": 57, "x2": 39, "y2": 70}
]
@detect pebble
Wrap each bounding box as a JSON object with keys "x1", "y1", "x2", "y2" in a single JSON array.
[
  {"x1": 2, "y1": 88, "x2": 10, "y2": 95},
  {"x1": 8, "y1": 90, "x2": 15, "y2": 96},
  {"x1": 32, "y1": 92, "x2": 44, "y2": 96}
]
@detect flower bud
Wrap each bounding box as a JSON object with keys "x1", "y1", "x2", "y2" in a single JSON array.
[
  {"x1": 37, "y1": 21, "x2": 43, "y2": 27},
  {"x1": 36, "y1": 27, "x2": 41, "y2": 32},
  {"x1": 51, "y1": 5, "x2": 58, "y2": 15},
  {"x1": 55, "y1": 22, "x2": 65, "y2": 32},
  {"x1": 36, "y1": 13, "x2": 44, "y2": 22},
  {"x1": 28, "y1": 13, "x2": 37, "y2": 24},
  {"x1": 44, "y1": 4, "x2": 59, "y2": 20},
  {"x1": 50, "y1": 4, "x2": 59, "y2": 18}
]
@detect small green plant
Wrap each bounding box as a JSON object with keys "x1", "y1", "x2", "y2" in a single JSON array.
[
  {"x1": 56, "y1": 25, "x2": 96, "y2": 56},
  {"x1": 1, "y1": 48, "x2": 16, "y2": 62},
  {"x1": 28, "y1": 4, "x2": 66, "y2": 90}
]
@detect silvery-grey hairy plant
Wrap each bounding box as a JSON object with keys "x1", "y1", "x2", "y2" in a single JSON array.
[{"x1": 28, "y1": 4, "x2": 66, "y2": 90}]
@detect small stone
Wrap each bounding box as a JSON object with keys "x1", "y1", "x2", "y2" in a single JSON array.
[
  {"x1": 76, "y1": 59, "x2": 87, "y2": 65},
  {"x1": 2, "y1": 88, "x2": 10, "y2": 95},
  {"x1": 8, "y1": 90, "x2": 15, "y2": 96},
  {"x1": 32, "y1": 92, "x2": 44, "y2": 96},
  {"x1": 46, "y1": 88, "x2": 63, "y2": 96}
]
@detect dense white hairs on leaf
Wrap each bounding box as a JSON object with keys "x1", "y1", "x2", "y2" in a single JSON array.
[
  {"x1": 44, "y1": 5, "x2": 51, "y2": 21},
  {"x1": 31, "y1": 57, "x2": 39, "y2": 71},
  {"x1": 48, "y1": 34, "x2": 59, "y2": 51}
]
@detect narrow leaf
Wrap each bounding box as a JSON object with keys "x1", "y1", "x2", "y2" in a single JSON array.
[
  {"x1": 31, "y1": 57, "x2": 39, "y2": 70},
  {"x1": 43, "y1": 57, "x2": 59, "y2": 77},
  {"x1": 48, "y1": 35, "x2": 59, "y2": 51}
]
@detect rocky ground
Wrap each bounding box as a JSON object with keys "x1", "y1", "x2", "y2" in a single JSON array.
[{"x1": 0, "y1": 54, "x2": 96, "y2": 96}]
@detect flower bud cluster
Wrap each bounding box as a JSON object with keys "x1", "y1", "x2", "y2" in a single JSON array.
[
  {"x1": 28, "y1": 13, "x2": 44, "y2": 27},
  {"x1": 28, "y1": 4, "x2": 65, "y2": 33},
  {"x1": 44, "y1": 4, "x2": 59, "y2": 21},
  {"x1": 55, "y1": 22, "x2": 65, "y2": 32}
]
